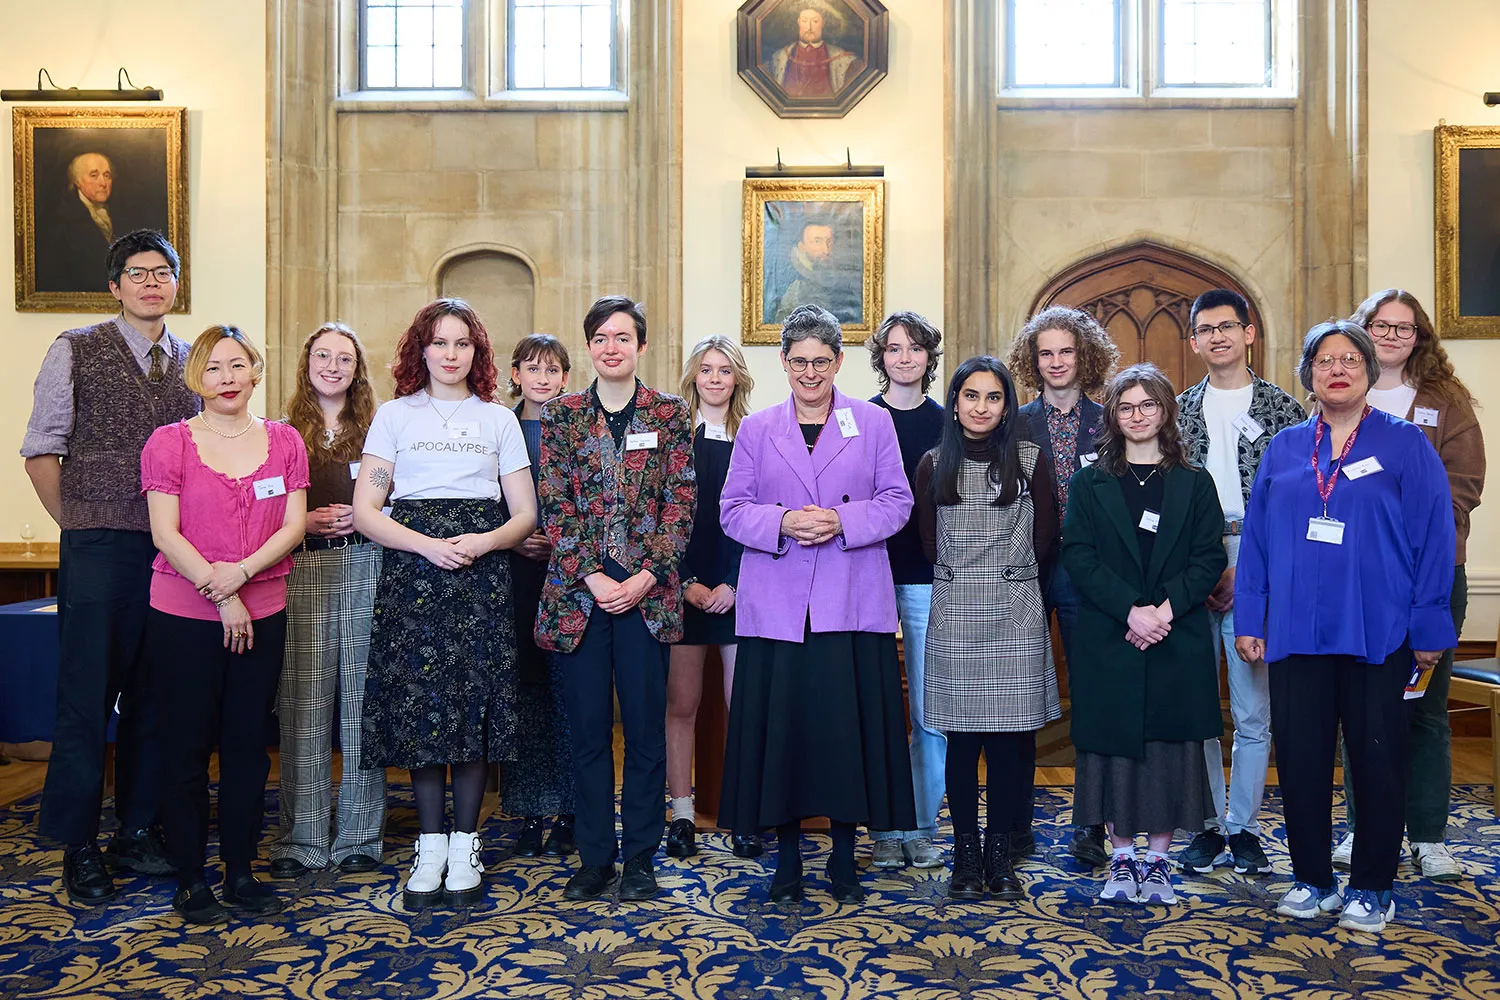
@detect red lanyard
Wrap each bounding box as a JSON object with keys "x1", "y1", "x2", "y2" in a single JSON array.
[{"x1": 1311, "y1": 406, "x2": 1370, "y2": 515}]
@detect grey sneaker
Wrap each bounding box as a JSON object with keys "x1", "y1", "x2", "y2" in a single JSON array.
[
  {"x1": 903, "y1": 837, "x2": 942, "y2": 869},
  {"x1": 871, "y1": 839, "x2": 906, "y2": 869},
  {"x1": 1099, "y1": 854, "x2": 1139, "y2": 903},
  {"x1": 1338, "y1": 889, "x2": 1395, "y2": 932},
  {"x1": 1137, "y1": 857, "x2": 1177, "y2": 905},
  {"x1": 1276, "y1": 880, "x2": 1343, "y2": 919}
]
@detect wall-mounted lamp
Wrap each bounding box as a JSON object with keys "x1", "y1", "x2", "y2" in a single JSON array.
[
  {"x1": 1484, "y1": 92, "x2": 1499, "y2": 107},
  {"x1": 2, "y1": 68, "x2": 161, "y2": 102}
]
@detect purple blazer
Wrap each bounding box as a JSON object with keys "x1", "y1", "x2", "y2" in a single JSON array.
[{"x1": 721, "y1": 388, "x2": 913, "y2": 643}]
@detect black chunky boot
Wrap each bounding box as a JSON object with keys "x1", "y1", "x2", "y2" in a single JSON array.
[
  {"x1": 947, "y1": 832, "x2": 985, "y2": 900},
  {"x1": 985, "y1": 829, "x2": 1024, "y2": 900}
]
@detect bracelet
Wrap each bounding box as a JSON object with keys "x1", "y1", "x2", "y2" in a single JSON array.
[
  {"x1": 215, "y1": 595, "x2": 238, "y2": 609},
  {"x1": 238, "y1": 561, "x2": 252, "y2": 582}
]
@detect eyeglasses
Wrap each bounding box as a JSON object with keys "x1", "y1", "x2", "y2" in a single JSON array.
[
  {"x1": 786, "y1": 357, "x2": 834, "y2": 373},
  {"x1": 311, "y1": 349, "x2": 357, "y2": 371},
  {"x1": 1115, "y1": 399, "x2": 1162, "y2": 419},
  {"x1": 1367, "y1": 320, "x2": 1417, "y2": 340},
  {"x1": 1190, "y1": 320, "x2": 1245, "y2": 339},
  {"x1": 1311, "y1": 352, "x2": 1364, "y2": 371},
  {"x1": 121, "y1": 266, "x2": 175, "y2": 284}
]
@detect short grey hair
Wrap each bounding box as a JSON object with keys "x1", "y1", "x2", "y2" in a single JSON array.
[
  {"x1": 780, "y1": 303, "x2": 843, "y2": 356},
  {"x1": 1296, "y1": 320, "x2": 1381, "y2": 394}
]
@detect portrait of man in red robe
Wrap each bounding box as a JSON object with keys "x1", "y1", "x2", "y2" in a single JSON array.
[{"x1": 762, "y1": 3, "x2": 864, "y2": 99}]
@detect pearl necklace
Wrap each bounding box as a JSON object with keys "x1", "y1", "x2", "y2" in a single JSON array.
[{"x1": 197, "y1": 413, "x2": 257, "y2": 439}]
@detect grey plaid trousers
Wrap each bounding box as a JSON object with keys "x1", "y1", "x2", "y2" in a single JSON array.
[{"x1": 272, "y1": 542, "x2": 386, "y2": 867}]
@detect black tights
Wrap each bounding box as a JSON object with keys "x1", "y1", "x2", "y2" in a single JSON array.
[
  {"x1": 411, "y1": 761, "x2": 489, "y2": 835},
  {"x1": 944, "y1": 730, "x2": 1037, "y2": 836},
  {"x1": 775, "y1": 820, "x2": 857, "y2": 883}
]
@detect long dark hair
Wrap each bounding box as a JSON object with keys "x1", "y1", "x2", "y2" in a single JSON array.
[
  {"x1": 931, "y1": 356, "x2": 1025, "y2": 507},
  {"x1": 1093, "y1": 363, "x2": 1191, "y2": 476}
]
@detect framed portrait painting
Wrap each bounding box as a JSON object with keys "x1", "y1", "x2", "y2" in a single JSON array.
[
  {"x1": 736, "y1": 0, "x2": 889, "y2": 119},
  {"x1": 742, "y1": 178, "x2": 884, "y2": 345},
  {"x1": 1435, "y1": 124, "x2": 1500, "y2": 338},
  {"x1": 13, "y1": 106, "x2": 189, "y2": 312}
]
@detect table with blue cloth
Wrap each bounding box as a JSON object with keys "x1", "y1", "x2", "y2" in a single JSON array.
[{"x1": 0, "y1": 598, "x2": 115, "y2": 744}]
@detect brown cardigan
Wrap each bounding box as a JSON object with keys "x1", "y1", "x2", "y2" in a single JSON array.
[{"x1": 1406, "y1": 383, "x2": 1485, "y2": 565}]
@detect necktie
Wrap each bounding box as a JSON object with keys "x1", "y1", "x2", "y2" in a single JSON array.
[{"x1": 148, "y1": 343, "x2": 165, "y2": 383}]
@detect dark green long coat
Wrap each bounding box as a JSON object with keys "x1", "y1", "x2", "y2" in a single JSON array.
[{"x1": 1060, "y1": 462, "x2": 1227, "y2": 759}]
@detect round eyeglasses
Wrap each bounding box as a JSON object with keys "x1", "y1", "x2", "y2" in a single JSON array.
[{"x1": 121, "y1": 266, "x2": 176, "y2": 284}]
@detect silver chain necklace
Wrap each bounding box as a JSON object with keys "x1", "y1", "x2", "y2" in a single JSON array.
[
  {"x1": 1128, "y1": 464, "x2": 1159, "y2": 487},
  {"x1": 430, "y1": 394, "x2": 472, "y2": 427}
]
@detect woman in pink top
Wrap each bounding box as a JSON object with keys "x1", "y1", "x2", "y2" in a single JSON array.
[{"x1": 141, "y1": 326, "x2": 308, "y2": 926}]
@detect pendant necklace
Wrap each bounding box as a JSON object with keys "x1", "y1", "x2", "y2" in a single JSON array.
[
  {"x1": 197, "y1": 413, "x2": 257, "y2": 439},
  {"x1": 1128, "y1": 464, "x2": 1158, "y2": 487},
  {"x1": 431, "y1": 393, "x2": 472, "y2": 428},
  {"x1": 322, "y1": 426, "x2": 336, "y2": 447}
]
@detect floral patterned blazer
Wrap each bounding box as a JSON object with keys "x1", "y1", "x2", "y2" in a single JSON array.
[{"x1": 535, "y1": 380, "x2": 696, "y2": 654}]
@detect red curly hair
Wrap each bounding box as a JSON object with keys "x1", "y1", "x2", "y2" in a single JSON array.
[{"x1": 391, "y1": 298, "x2": 500, "y2": 401}]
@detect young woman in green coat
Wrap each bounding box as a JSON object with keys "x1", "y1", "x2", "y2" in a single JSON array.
[{"x1": 1060, "y1": 363, "x2": 1227, "y2": 906}]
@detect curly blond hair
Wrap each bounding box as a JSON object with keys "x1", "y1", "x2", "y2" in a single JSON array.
[{"x1": 1006, "y1": 306, "x2": 1119, "y2": 396}]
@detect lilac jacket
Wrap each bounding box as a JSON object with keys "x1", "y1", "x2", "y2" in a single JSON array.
[{"x1": 721, "y1": 389, "x2": 913, "y2": 642}]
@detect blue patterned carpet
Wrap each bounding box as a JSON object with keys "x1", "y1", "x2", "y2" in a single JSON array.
[{"x1": 1, "y1": 784, "x2": 1497, "y2": 999}]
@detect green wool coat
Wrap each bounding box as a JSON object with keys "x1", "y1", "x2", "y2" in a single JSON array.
[{"x1": 1060, "y1": 462, "x2": 1228, "y2": 759}]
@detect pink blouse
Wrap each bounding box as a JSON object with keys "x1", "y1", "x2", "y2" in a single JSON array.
[{"x1": 141, "y1": 419, "x2": 311, "y2": 621}]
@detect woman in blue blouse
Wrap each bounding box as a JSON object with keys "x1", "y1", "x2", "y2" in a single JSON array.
[{"x1": 1235, "y1": 320, "x2": 1455, "y2": 935}]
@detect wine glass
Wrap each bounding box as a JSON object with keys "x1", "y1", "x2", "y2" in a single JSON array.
[{"x1": 19, "y1": 523, "x2": 35, "y2": 558}]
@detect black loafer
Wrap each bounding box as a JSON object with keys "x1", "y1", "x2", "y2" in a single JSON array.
[
  {"x1": 829, "y1": 878, "x2": 865, "y2": 904},
  {"x1": 542, "y1": 816, "x2": 577, "y2": 857},
  {"x1": 664, "y1": 818, "x2": 697, "y2": 858},
  {"x1": 269, "y1": 857, "x2": 311, "y2": 880},
  {"x1": 562, "y1": 864, "x2": 618, "y2": 900},
  {"x1": 1069, "y1": 825, "x2": 1109, "y2": 869},
  {"x1": 1009, "y1": 826, "x2": 1037, "y2": 863},
  {"x1": 105, "y1": 826, "x2": 174, "y2": 876},
  {"x1": 338, "y1": 854, "x2": 380, "y2": 874},
  {"x1": 172, "y1": 881, "x2": 229, "y2": 925},
  {"x1": 769, "y1": 876, "x2": 803, "y2": 903},
  {"x1": 63, "y1": 843, "x2": 117, "y2": 905},
  {"x1": 731, "y1": 833, "x2": 764, "y2": 859},
  {"x1": 618, "y1": 852, "x2": 659, "y2": 901},
  {"x1": 513, "y1": 818, "x2": 546, "y2": 858},
  {"x1": 221, "y1": 874, "x2": 282, "y2": 917}
]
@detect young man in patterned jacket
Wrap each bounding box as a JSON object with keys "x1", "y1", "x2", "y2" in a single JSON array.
[{"x1": 1175, "y1": 288, "x2": 1306, "y2": 877}]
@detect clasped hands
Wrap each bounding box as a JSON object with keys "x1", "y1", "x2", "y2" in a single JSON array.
[
  {"x1": 310, "y1": 503, "x2": 355, "y2": 538},
  {"x1": 422, "y1": 533, "x2": 492, "y2": 570},
  {"x1": 587, "y1": 570, "x2": 655, "y2": 615},
  {"x1": 685, "y1": 581, "x2": 736, "y2": 614},
  {"x1": 1125, "y1": 599, "x2": 1174, "y2": 651},
  {"x1": 198, "y1": 561, "x2": 248, "y2": 605},
  {"x1": 780, "y1": 505, "x2": 842, "y2": 547}
]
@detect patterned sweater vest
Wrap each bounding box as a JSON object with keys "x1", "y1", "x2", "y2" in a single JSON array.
[{"x1": 59, "y1": 321, "x2": 199, "y2": 532}]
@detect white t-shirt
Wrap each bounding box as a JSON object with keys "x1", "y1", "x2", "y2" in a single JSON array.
[
  {"x1": 362, "y1": 391, "x2": 530, "y2": 501},
  {"x1": 1367, "y1": 382, "x2": 1418, "y2": 420},
  {"x1": 1202, "y1": 382, "x2": 1253, "y2": 519}
]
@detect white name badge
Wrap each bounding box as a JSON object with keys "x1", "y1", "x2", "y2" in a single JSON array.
[
  {"x1": 1233, "y1": 412, "x2": 1266, "y2": 442},
  {"x1": 835, "y1": 407, "x2": 859, "y2": 438},
  {"x1": 349, "y1": 461, "x2": 361, "y2": 480},
  {"x1": 1343, "y1": 456, "x2": 1383, "y2": 480},
  {"x1": 703, "y1": 423, "x2": 729, "y2": 442},
  {"x1": 1138, "y1": 509, "x2": 1161, "y2": 533},
  {"x1": 1307, "y1": 516, "x2": 1345, "y2": 544},
  {"x1": 253, "y1": 475, "x2": 287, "y2": 500},
  {"x1": 1413, "y1": 407, "x2": 1440, "y2": 428},
  {"x1": 626, "y1": 431, "x2": 659, "y2": 451},
  {"x1": 448, "y1": 421, "x2": 480, "y2": 440},
  {"x1": 1080, "y1": 452, "x2": 1099, "y2": 468}
]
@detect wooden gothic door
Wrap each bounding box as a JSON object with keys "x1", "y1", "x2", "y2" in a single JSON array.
[{"x1": 1031, "y1": 242, "x2": 1263, "y2": 392}]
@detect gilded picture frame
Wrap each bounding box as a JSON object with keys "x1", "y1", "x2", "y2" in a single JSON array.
[
  {"x1": 13, "y1": 106, "x2": 189, "y2": 313},
  {"x1": 742, "y1": 178, "x2": 884, "y2": 345},
  {"x1": 1434, "y1": 123, "x2": 1500, "y2": 338}
]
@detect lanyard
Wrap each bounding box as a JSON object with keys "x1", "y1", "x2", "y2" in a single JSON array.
[{"x1": 1311, "y1": 406, "x2": 1370, "y2": 516}]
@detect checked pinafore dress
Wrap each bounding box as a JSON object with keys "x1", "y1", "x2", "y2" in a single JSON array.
[{"x1": 924, "y1": 441, "x2": 1060, "y2": 733}]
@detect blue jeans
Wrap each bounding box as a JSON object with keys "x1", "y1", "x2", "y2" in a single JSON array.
[
  {"x1": 1203, "y1": 536, "x2": 1270, "y2": 837},
  {"x1": 873, "y1": 584, "x2": 945, "y2": 842}
]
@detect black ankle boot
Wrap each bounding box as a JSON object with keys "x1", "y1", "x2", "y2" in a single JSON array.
[
  {"x1": 985, "y1": 829, "x2": 1024, "y2": 901},
  {"x1": 514, "y1": 817, "x2": 545, "y2": 857},
  {"x1": 947, "y1": 832, "x2": 985, "y2": 900}
]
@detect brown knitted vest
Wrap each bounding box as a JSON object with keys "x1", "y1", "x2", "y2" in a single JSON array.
[{"x1": 59, "y1": 320, "x2": 200, "y2": 532}]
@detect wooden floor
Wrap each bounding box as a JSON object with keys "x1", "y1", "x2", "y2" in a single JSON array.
[{"x1": 1, "y1": 734, "x2": 1493, "y2": 811}]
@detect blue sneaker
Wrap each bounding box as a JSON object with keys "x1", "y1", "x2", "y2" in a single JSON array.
[
  {"x1": 1276, "y1": 879, "x2": 1343, "y2": 918},
  {"x1": 1338, "y1": 889, "x2": 1395, "y2": 932}
]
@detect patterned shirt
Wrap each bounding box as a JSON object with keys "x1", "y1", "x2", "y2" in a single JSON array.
[{"x1": 1045, "y1": 400, "x2": 1083, "y2": 516}]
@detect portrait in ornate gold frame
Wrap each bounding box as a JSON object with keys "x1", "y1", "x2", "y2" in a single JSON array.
[
  {"x1": 1434, "y1": 123, "x2": 1500, "y2": 338},
  {"x1": 742, "y1": 178, "x2": 884, "y2": 345},
  {"x1": 13, "y1": 106, "x2": 189, "y2": 313}
]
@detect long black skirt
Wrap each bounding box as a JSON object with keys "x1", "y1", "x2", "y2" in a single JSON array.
[
  {"x1": 1072, "y1": 741, "x2": 1216, "y2": 834},
  {"x1": 360, "y1": 499, "x2": 517, "y2": 770},
  {"x1": 719, "y1": 626, "x2": 917, "y2": 830}
]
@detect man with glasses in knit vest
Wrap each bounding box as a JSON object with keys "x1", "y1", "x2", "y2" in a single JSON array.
[{"x1": 22, "y1": 230, "x2": 200, "y2": 905}]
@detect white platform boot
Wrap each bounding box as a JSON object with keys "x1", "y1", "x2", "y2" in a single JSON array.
[
  {"x1": 445, "y1": 831, "x2": 485, "y2": 906},
  {"x1": 403, "y1": 833, "x2": 448, "y2": 910}
]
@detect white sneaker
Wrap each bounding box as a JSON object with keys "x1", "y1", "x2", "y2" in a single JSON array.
[
  {"x1": 1331, "y1": 832, "x2": 1354, "y2": 870},
  {"x1": 1338, "y1": 889, "x2": 1395, "y2": 933},
  {"x1": 403, "y1": 833, "x2": 448, "y2": 910},
  {"x1": 1410, "y1": 842, "x2": 1462, "y2": 882},
  {"x1": 445, "y1": 831, "x2": 485, "y2": 905},
  {"x1": 1276, "y1": 880, "x2": 1343, "y2": 919}
]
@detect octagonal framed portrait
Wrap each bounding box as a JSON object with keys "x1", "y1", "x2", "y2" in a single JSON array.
[{"x1": 736, "y1": 0, "x2": 889, "y2": 119}]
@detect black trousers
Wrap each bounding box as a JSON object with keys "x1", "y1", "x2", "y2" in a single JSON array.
[
  {"x1": 40, "y1": 529, "x2": 161, "y2": 844},
  {"x1": 1268, "y1": 645, "x2": 1410, "y2": 892},
  {"x1": 148, "y1": 609, "x2": 286, "y2": 881},
  {"x1": 944, "y1": 730, "x2": 1036, "y2": 836},
  {"x1": 557, "y1": 598, "x2": 669, "y2": 868}
]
